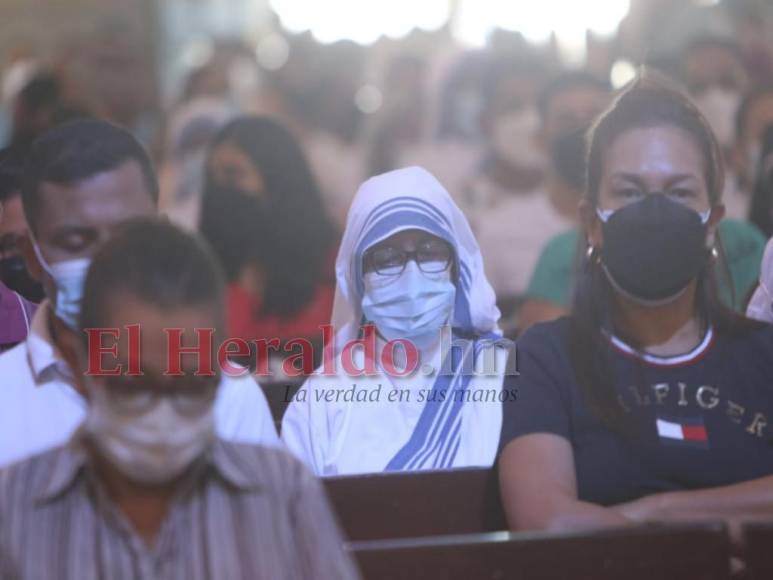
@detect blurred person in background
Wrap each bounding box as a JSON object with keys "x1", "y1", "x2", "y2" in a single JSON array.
[
  {"x1": 400, "y1": 50, "x2": 492, "y2": 201},
  {"x1": 282, "y1": 166, "x2": 508, "y2": 476},
  {"x1": 0, "y1": 149, "x2": 37, "y2": 353},
  {"x1": 6, "y1": 70, "x2": 87, "y2": 150},
  {"x1": 9, "y1": 72, "x2": 63, "y2": 149},
  {"x1": 365, "y1": 52, "x2": 428, "y2": 177},
  {"x1": 738, "y1": 85, "x2": 773, "y2": 238},
  {"x1": 300, "y1": 41, "x2": 367, "y2": 227},
  {"x1": 0, "y1": 147, "x2": 43, "y2": 303},
  {"x1": 158, "y1": 97, "x2": 235, "y2": 230},
  {"x1": 0, "y1": 219, "x2": 359, "y2": 580},
  {"x1": 468, "y1": 56, "x2": 572, "y2": 318},
  {"x1": 199, "y1": 116, "x2": 338, "y2": 350},
  {"x1": 518, "y1": 72, "x2": 612, "y2": 332},
  {"x1": 734, "y1": 84, "x2": 773, "y2": 199},
  {"x1": 0, "y1": 119, "x2": 277, "y2": 468},
  {"x1": 682, "y1": 36, "x2": 752, "y2": 221}
]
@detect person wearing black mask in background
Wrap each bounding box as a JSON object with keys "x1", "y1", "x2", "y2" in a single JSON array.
[
  {"x1": 499, "y1": 78, "x2": 773, "y2": 548},
  {"x1": 0, "y1": 147, "x2": 44, "y2": 303},
  {"x1": 518, "y1": 72, "x2": 611, "y2": 331},
  {"x1": 199, "y1": 116, "x2": 338, "y2": 351},
  {"x1": 0, "y1": 148, "x2": 39, "y2": 352}
]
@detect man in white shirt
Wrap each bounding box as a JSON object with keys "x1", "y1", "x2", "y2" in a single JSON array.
[{"x1": 0, "y1": 119, "x2": 277, "y2": 468}]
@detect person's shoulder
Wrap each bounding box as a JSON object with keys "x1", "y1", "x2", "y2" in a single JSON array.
[
  {"x1": 213, "y1": 440, "x2": 314, "y2": 492},
  {"x1": 0, "y1": 445, "x2": 68, "y2": 508},
  {"x1": 719, "y1": 219, "x2": 767, "y2": 253},
  {"x1": 518, "y1": 316, "x2": 571, "y2": 349},
  {"x1": 0, "y1": 340, "x2": 32, "y2": 386},
  {"x1": 719, "y1": 320, "x2": 773, "y2": 353},
  {"x1": 718, "y1": 218, "x2": 766, "y2": 240},
  {"x1": 544, "y1": 229, "x2": 581, "y2": 254},
  {"x1": 530, "y1": 229, "x2": 580, "y2": 276},
  {"x1": 218, "y1": 368, "x2": 263, "y2": 391}
]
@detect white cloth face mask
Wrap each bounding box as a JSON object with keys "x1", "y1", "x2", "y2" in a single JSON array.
[
  {"x1": 693, "y1": 87, "x2": 741, "y2": 149},
  {"x1": 84, "y1": 384, "x2": 216, "y2": 485},
  {"x1": 362, "y1": 260, "x2": 456, "y2": 349},
  {"x1": 31, "y1": 239, "x2": 90, "y2": 329},
  {"x1": 491, "y1": 107, "x2": 545, "y2": 171}
]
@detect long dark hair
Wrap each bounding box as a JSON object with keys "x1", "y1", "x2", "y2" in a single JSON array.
[
  {"x1": 203, "y1": 116, "x2": 337, "y2": 318},
  {"x1": 569, "y1": 76, "x2": 764, "y2": 432}
]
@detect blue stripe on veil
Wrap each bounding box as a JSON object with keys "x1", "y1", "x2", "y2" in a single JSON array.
[{"x1": 385, "y1": 331, "x2": 498, "y2": 471}]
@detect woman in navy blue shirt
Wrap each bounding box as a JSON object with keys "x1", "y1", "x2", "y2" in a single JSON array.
[{"x1": 499, "y1": 76, "x2": 773, "y2": 533}]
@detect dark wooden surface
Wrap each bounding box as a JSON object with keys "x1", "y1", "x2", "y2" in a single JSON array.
[
  {"x1": 349, "y1": 524, "x2": 731, "y2": 580},
  {"x1": 743, "y1": 521, "x2": 773, "y2": 580},
  {"x1": 324, "y1": 467, "x2": 507, "y2": 542}
]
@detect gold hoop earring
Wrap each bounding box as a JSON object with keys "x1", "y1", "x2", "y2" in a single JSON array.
[{"x1": 586, "y1": 245, "x2": 600, "y2": 264}]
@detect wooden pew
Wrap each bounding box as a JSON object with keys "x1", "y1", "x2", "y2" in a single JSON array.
[
  {"x1": 324, "y1": 468, "x2": 506, "y2": 541},
  {"x1": 743, "y1": 521, "x2": 773, "y2": 580},
  {"x1": 349, "y1": 524, "x2": 730, "y2": 580}
]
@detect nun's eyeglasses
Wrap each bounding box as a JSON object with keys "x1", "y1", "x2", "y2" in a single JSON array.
[{"x1": 365, "y1": 240, "x2": 453, "y2": 276}]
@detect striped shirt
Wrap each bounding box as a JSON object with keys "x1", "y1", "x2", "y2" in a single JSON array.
[{"x1": 0, "y1": 437, "x2": 360, "y2": 580}]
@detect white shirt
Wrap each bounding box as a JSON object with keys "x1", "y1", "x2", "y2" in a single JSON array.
[
  {"x1": 468, "y1": 180, "x2": 572, "y2": 298},
  {"x1": 281, "y1": 342, "x2": 507, "y2": 476},
  {"x1": 0, "y1": 302, "x2": 280, "y2": 468}
]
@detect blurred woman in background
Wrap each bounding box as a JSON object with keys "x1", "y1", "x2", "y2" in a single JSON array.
[{"x1": 199, "y1": 116, "x2": 338, "y2": 347}]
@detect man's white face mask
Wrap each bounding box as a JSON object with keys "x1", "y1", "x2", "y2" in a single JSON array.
[
  {"x1": 31, "y1": 239, "x2": 90, "y2": 330},
  {"x1": 693, "y1": 87, "x2": 741, "y2": 150},
  {"x1": 491, "y1": 107, "x2": 545, "y2": 171},
  {"x1": 84, "y1": 381, "x2": 216, "y2": 485},
  {"x1": 362, "y1": 260, "x2": 456, "y2": 350}
]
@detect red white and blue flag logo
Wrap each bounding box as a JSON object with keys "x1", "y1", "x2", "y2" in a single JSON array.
[{"x1": 656, "y1": 416, "x2": 709, "y2": 449}]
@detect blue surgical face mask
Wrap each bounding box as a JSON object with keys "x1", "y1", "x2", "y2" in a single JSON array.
[
  {"x1": 32, "y1": 240, "x2": 90, "y2": 329},
  {"x1": 362, "y1": 260, "x2": 456, "y2": 350}
]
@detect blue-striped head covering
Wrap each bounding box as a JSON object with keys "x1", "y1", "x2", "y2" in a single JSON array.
[{"x1": 331, "y1": 166, "x2": 500, "y2": 342}]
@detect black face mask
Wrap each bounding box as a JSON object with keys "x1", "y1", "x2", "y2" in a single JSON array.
[
  {"x1": 599, "y1": 195, "x2": 710, "y2": 304},
  {"x1": 549, "y1": 126, "x2": 587, "y2": 191},
  {"x1": 0, "y1": 255, "x2": 44, "y2": 303},
  {"x1": 198, "y1": 185, "x2": 272, "y2": 282}
]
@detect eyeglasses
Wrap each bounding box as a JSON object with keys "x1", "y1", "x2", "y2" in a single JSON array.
[
  {"x1": 365, "y1": 240, "x2": 454, "y2": 276},
  {"x1": 99, "y1": 374, "x2": 219, "y2": 416}
]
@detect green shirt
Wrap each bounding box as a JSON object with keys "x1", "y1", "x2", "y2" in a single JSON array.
[{"x1": 525, "y1": 219, "x2": 766, "y2": 312}]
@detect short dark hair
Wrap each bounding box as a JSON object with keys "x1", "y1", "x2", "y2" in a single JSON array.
[
  {"x1": 0, "y1": 146, "x2": 25, "y2": 204},
  {"x1": 21, "y1": 119, "x2": 158, "y2": 231},
  {"x1": 79, "y1": 218, "x2": 225, "y2": 334},
  {"x1": 16, "y1": 73, "x2": 61, "y2": 113},
  {"x1": 536, "y1": 71, "x2": 611, "y2": 122}
]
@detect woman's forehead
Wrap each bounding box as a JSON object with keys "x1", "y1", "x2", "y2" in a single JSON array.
[{"x1": 603, "y1": 126, "x2": 706, "y2": 180}]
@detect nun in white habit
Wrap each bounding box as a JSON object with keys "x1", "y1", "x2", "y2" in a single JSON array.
[{"x1": 281, "y1": 166, "x2": 510, "y2": 476}]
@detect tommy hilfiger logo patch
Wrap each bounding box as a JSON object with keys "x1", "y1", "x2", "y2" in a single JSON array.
[{"x1": 656, "y1": 415, "x2": 709, "y2": 449}]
